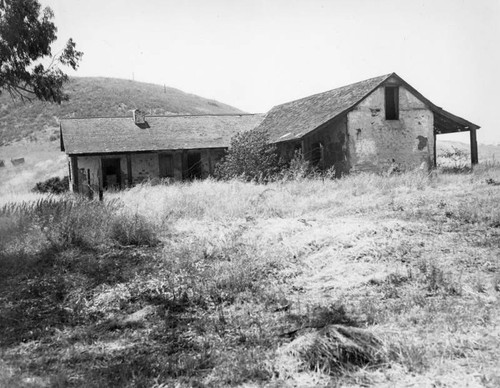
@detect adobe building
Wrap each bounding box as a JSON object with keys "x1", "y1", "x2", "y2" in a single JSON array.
[
  {"x1": 256, "y1": 72, "x2": 479, "y2": 175},
  {"x1": 60, "y1": 73, "x2": 479, "y2": 194}
]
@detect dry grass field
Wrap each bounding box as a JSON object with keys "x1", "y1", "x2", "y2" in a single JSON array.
[{"x1": 1, "y1": 167, "x2": 500, "y2": 387}]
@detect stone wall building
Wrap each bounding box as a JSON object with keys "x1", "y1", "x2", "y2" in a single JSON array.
[
  {"x1": 257, "y1": 73, "x2": 480, "y2": 175},
  {"x1": 61, "y1": 73, "x2": 479, "y2": 195},
  {"x1": 60, "y1": 113, "x2": 263, "y2": 195}
]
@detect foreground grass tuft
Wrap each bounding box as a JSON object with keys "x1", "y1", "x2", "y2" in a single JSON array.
[{"x1": 279, "y1": 324, "x2": 386, "y2": 375}]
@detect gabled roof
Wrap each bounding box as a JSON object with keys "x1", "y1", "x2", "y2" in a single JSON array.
[
  {"x1": 60, "y1": 114, "x2": 264, "y2": 155},
  {"x1": 257, "y1": 72, "x2": 479, "y2": 143}
]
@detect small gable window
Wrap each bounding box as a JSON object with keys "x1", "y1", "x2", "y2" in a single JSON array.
[{"x1": 385, "y1": 86, "x2": 399, "y2": 120}]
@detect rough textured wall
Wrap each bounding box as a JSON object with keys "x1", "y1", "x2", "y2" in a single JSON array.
[
  {"x1": 347, "y1": 85, "x2": 434, "y2": 172},
  {"x1": 74, "y1": 155, "x2": 128, "y2": 191},
  {"x1": 69, "y1": 148, "x2": 227, "y2": 193},
  {"x1": 74, "y1": 156, "x2": 101, "y2": 192},
  {"x1": 302, "y1": 117, "x2": 348, "y2": 174},
  {"x1": 276, "y1": 141, "x2": 301, "y2": 162},
  {"x1": 275, "y1": 117, "x2": 348, "y2": 175},
  {"x1": 130, "y1": 154, "x2": 159, "y2": 183}
]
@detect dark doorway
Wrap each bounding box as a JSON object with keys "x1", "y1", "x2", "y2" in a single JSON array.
[
  {"x1": 102, "y1": 158, "x2": 122, "y2": 189},
  {"x1": 187, "y1": 152, "x2": 202, "y2": 179},
  {"x1": 159, "y1": 154, "x2": 174, "y2": 179}
]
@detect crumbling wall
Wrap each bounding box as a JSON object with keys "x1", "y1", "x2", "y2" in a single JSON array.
[
  {"x1": 131, "y1": 154, "x2": 159, "y2": 183},
  {"x1": 302, "y1": 117, "x2": 349, "y2": 175},
  {"x1": 69, "y1": 148, "x2": 227, "y2": 194},
  {"x1": 347, "y1": 85, "x2": 434, "y2": 172},
  {"x1": 71, "y1": 155, "x2": 100, "y2": 193}
]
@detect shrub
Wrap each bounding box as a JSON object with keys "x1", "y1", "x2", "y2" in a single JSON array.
[
  {"x1": 438, "y1": 146, "x2": 471, "y2": 173},
  {"x1": 110, "y1": 212, "x2": 159, "y2": 246},
  {"x1": 214, "y1": 127, "x2": 285, "y2": 182},
  {"x1": 33, "y1": 176, "x2": 69, "y2": 194},
  {"x1": 281, "y1": 150, "x2": 316, "y2": 180}
]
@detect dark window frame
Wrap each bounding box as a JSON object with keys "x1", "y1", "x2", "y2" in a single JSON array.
[{"x1": 385, "y1": 86, "x2": 399, "y2": 120}]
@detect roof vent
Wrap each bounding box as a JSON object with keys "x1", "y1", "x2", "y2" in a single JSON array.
[{"x1": 133, "y1": 109, "x2": 146, "y2": 125}]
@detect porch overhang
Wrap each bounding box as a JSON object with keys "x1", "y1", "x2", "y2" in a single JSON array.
[
  {"x1": 433, "y1": 110, "x2": 479, "y2": 135},
  {"x1": 432, "y1": 109, "x2": 480, "y2": 166}
]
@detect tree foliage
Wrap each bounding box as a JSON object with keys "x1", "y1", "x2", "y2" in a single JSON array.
[
  {"x1": 215, "y1": 127, "x2": 284, "y2": 182},
  {"x1": 0, "y1": 0, "x2": 83, "y2": 103}
]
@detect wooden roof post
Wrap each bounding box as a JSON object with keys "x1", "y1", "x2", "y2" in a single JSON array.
[
  {"x1": 126, "y1": 154, "x2": 133, "y2": 187},
  {"x1": 433, "y1": 130, "x2": 437, "y2": 168},
  {"x1": 470, "y1": 129, "x2": 478, "y2": 165},
  {"x1": 98, "y1": 157, "x2": 104, "y2": 201},
  {"x1": 70, "y1": 156, "x2": 79, "y2": 193}
]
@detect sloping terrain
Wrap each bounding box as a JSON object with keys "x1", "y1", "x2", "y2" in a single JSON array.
[
  {"x1": 0, "y1": 77, "x2": 243, "y2": 146},
  {"x1": 1, "y1": 169, "x2": 500, "y2": 387}
]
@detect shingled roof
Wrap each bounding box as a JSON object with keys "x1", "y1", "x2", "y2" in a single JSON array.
[
  {"x1": 258, "y1": 72, "x2": 479, "y2": 142},
  {"x1": 60, "y1": 114, "x2": 264, "y2": 155}
]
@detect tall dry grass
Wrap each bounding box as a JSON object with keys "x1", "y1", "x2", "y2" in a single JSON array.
[
  {"x1": 110, "y1": 164, "x2": 500, "y2": 224},
  {"x1": 1, "y1": 165, "x2": 500, "y2": 387}
]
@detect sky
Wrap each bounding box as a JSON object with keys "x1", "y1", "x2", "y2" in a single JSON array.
[{"x1": 42, "y1": 0, "x2": 500, "y2": 144}]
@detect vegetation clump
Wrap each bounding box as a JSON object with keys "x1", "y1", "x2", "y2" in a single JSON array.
[
  {"x1": 215, "y1": 127, "x2": 285, "y2": 182},
  {"x1": 32, "y1": 175, "x2": 69, "y2": 194},
  {"x1": 438, "y1": 146, "x2": 471, "y2": 173}
]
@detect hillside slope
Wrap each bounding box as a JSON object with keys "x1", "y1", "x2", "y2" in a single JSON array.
[{"x1": 0, "y1": 77, "x2": 243, "y2": 145}]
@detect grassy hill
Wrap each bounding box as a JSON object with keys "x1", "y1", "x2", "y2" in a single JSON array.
[
  {"x1": 0, "y1": 77, "x2": 243, "y2": 146},
  {"x1": 0, "y1": 77, "x2": 244, "y2": 193},
  {"x1": 1, "y1": 170, "x2": 500, "y2": 387}
]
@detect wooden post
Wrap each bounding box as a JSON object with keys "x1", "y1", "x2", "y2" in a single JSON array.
[
  {"x1": 433, "y1": 131, "x2": 437, "y2": 168},
  {"x1": 70, "y1": 156, "x2": 79, "y2": 193},
  {"x1": 470, "y1": 129, "x2": 478, "y2": 165},
  {"x1": 126, "y1": 154, "x2": 133, "y2": 187},
  {"x1": 87, "y1": 169, "x2": 93, "y2": 200},
  {"x1": 98, "y1": 157, "x2": 104, "y2": 201},
  {"x1": 207, "y1": 150, "x2": 212, "y2": 175}
]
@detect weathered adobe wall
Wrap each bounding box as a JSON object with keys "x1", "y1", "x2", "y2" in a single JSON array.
[
  {"x1": 302, "y1": 117, "x2": 348, "y2": 173},
  {"x1": 131, "y1": 154, "x2": 160, "y2": 183},
  {"x1": 276, "y1": 117, "x2": 348, "y2": 175},
  {"x1": 69, "y1": 149, "x2": 226, "y2": 193},
  {"x1": 275, "y1": 141, "x2": 301, "y2": 162},
  {"x1": 347, "y1": 85, "x2": 434, "y2": 172}
]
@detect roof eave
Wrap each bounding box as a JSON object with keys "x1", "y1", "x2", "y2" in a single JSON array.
[
  {"x1": 59, "y1": 123, "x2": 65, "y2": 152},
  {"x1": 65, "y1": 145, "x2": 230, "y2": 157},
  {"x1": 386, "y1": 73, "x2": 480, "y2": 131}
]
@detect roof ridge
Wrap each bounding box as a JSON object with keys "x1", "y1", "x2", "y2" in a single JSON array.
[
  {"x1": 60, "y1": 113, "x2": 261, "y2": 120},
  {"x1": 272, "y1": 73, "x2": 393, "y2": 109}
]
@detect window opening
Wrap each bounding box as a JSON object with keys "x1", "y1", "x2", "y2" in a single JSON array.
[{"x1": 385, "y1": 86, "x2": 399, "y2": 120}]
